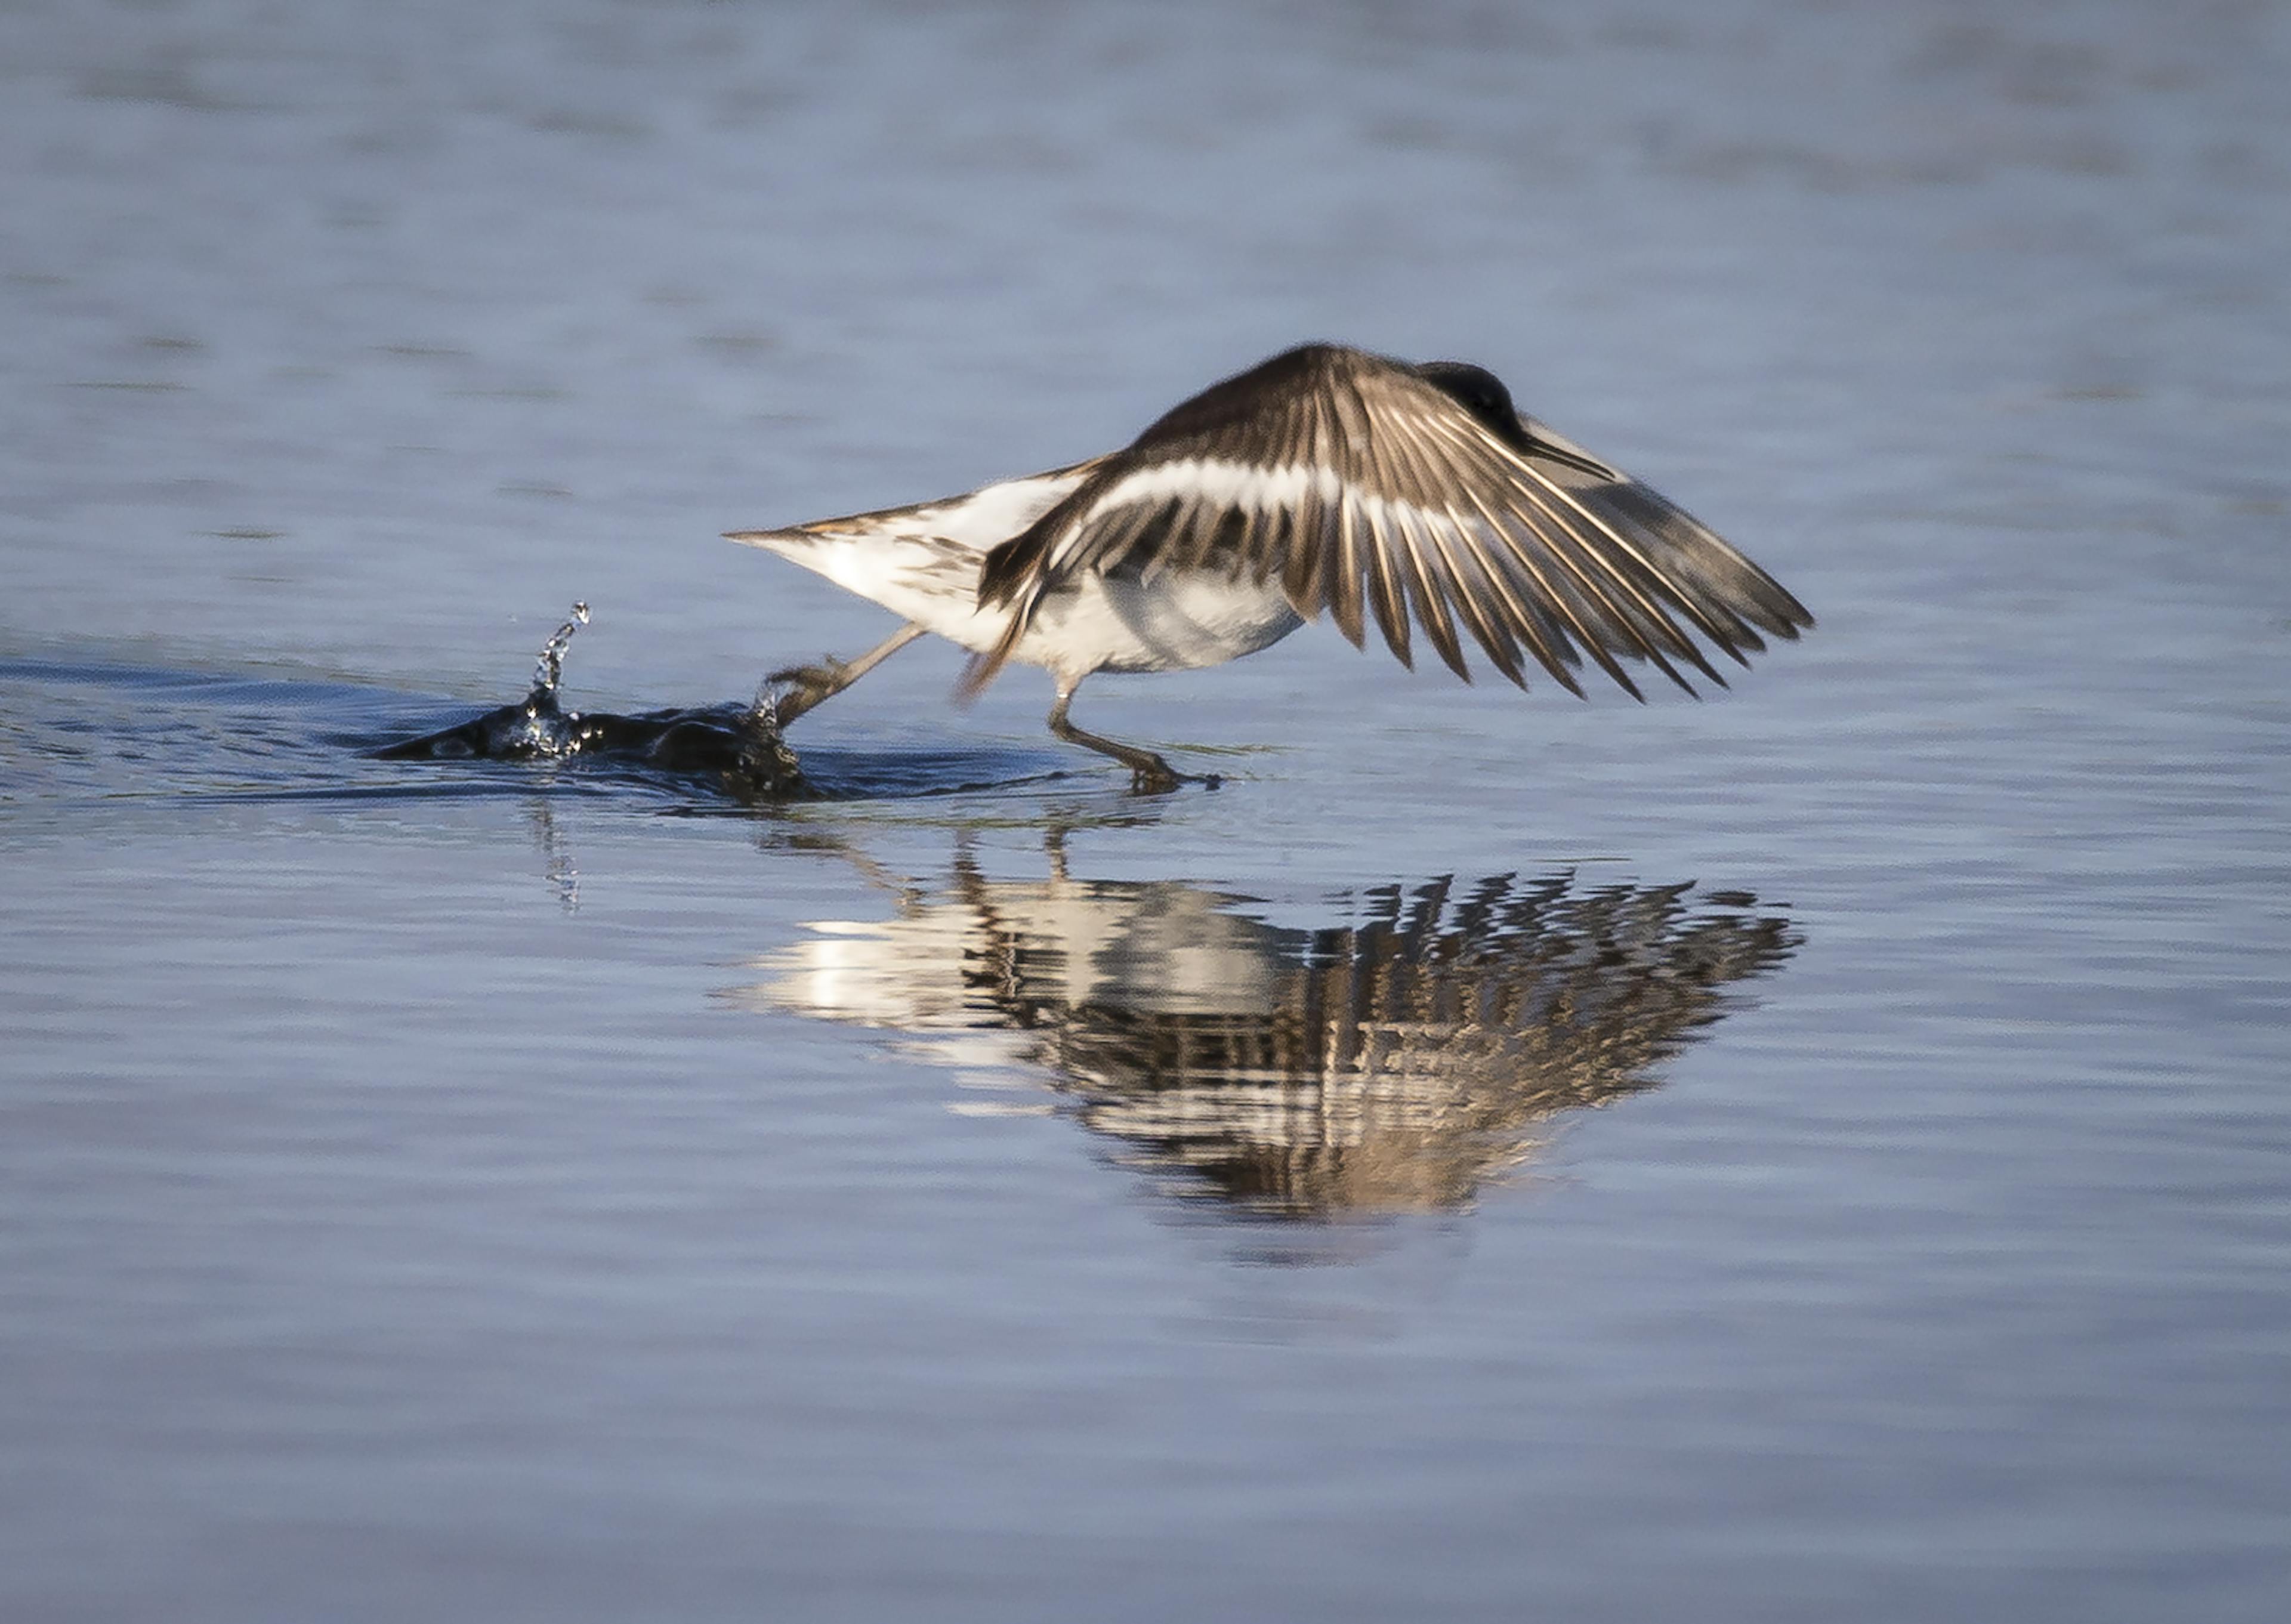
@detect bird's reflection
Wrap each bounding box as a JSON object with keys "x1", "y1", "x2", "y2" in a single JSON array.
[{"x1": 735, "y1": 840, "x2": 1797, "y2": 1218}]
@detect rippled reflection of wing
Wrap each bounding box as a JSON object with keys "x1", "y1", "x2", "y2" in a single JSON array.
[
  {"x1": 737, "y1": 865, "x2": 1798, "y2": 1217},
  {"x1": 974, "y1": 344, "x2": 1813, "y2": 698}
]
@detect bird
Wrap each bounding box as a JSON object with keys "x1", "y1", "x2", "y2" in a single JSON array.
[{"x1": 727, "y1": 342, "x2": 1812, "y2": 791}]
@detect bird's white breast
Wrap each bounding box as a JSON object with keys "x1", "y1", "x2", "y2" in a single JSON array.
[{"x1": 1022, "y1": 569, "x2": 1304, "y2": 679}]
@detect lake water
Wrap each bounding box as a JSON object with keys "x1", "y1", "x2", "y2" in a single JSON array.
[{"x1": 4, "y1": 1, "x2": 2289, "y2": 1619}]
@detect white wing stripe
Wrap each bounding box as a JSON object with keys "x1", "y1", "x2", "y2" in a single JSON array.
[
  {"x1": 1076, "y1": 458, "x2": 1461, "y2": 544},
  {"x1": 1082, "y1": 458, "x2": 1341, "y2": 520}
]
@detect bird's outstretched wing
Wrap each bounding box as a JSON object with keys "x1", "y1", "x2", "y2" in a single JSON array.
[{"x1": 964, "y1": 343, "x2": 1811, "y2": 700}]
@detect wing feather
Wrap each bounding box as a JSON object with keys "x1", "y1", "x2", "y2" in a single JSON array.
[
  {"x1": 967, "y1": 342, "x2": 1811, "y2": 699},
  {"x1": 1510, "y1": 458, "x2": 1742, "y2": 679},
  {"x1": 1493, "y1": 460, "x2": 1706, "y2": 694},
  {"x1": 1429, "y1": 457, "x2": 1590, "y2": 695},
  {"x1": 1372, "y1": 402, "x2": 1487, "y2": 684}
]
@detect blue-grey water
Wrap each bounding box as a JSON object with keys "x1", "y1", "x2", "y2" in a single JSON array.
[{"x1": 5, "y1": 2, "x2": 2289, "y2": 1619}]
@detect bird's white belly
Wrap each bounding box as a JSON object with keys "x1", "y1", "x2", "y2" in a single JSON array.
[{"x1": 1020, "y1": 570, "x2": 1305, "y2": 677}]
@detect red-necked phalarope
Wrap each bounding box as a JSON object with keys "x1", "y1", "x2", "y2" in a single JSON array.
[{"x1": 728, "y1": 342, "x2": 1812, "y2": 791}]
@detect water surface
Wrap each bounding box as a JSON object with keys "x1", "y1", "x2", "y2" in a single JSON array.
[{"x1": 4, "y1": 2, "x2": 2288, "y2": 1620}]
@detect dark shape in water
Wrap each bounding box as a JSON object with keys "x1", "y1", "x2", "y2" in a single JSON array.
[{"x1": 374, "y1": 603, "x2": 807, "y2": 801}]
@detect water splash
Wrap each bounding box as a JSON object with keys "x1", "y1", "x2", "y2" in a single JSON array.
[
  {"x1": 533, "y1": 600, "x2": 589, "y2": 696},
  {"x1": 375, "y1": 603, "x2": 808, "y2": 801}
]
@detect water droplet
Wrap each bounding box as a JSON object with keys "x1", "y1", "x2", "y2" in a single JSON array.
[{"x1": 532, "y1": 601, "x2": 591, "y2": 697}]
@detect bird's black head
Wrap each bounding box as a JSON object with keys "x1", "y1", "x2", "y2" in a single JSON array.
[
  {"x1": 1413, "y1": 360, "x2": 1535, "y2": 452},
  {"x1": 1414, "y1": 357, "x2": 1619, "y2": 478}
]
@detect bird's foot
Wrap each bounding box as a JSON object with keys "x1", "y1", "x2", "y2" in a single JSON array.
[
  {"x1": 767, "y1": 656, "x2": 848, "y2": 691},
  {"x1": 1126, "y1": 755, "x2": 1220, "y2": 796},
  {"x1": 763, "y1": 657, "x2": 849, "y2": 725}
]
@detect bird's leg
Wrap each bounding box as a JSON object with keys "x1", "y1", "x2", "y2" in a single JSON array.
[
  {"x1": 1047, "y1": 683, "x2": 1193, "y2": 794},
  {"x1": 767, "y1": 622, "x2": 928, "y2": 726}
]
